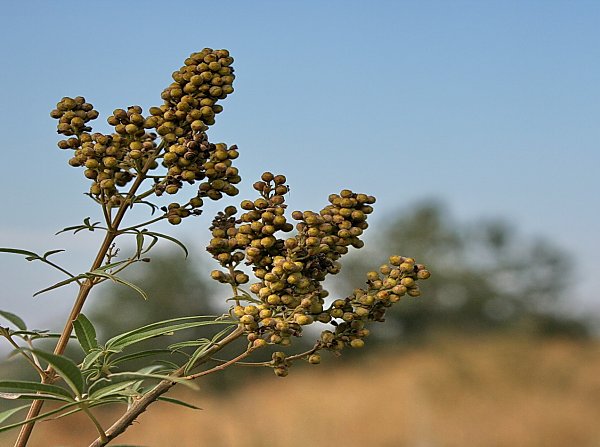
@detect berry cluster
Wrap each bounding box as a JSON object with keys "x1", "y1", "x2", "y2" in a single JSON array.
[
  {"x1": 319, "y1": 256, "x2": 431, "y2": 351},
  {"x1": 153, "y1": 48, "x2": 234, "y2": 140},
  {"x1": 51, "y1": 96, "x2": 98, "y2": 136},
  {"x1": 207, "y1": 173, "x2": 291, "y2": 287},
  {"x1": 159, "y1": 131, "x2": 241, "y2": 198},
  {"x1": 50, "y1": 50, "x2": 238, "y2": 211},
  {"x1": 207, "y1": 173, "x2": 431, "y2": 375}
]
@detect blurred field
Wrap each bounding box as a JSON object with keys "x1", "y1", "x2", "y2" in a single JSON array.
[{"x1": 4, "y1": 332, "x2": 600, "y2": 447}]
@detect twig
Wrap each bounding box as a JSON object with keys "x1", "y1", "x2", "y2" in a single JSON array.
[{"x1": 184, "y1": 349, "x2": 252, "y2": 380}]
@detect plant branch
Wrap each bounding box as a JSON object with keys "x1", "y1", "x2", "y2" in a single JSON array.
[
  {"x1": 87, "y1": 325, "x2": 244, "y2": 447},
  {"x1": 14, "y1": 146, "x2": 164, "y2": 447},
  {"x1": 184, "y1": 349, "x2": 252, "y2": 380}
]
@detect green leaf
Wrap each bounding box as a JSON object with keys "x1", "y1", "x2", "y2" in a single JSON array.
[
  {"x1": 0, "y1": 392, "x2": 71, "y2": 402},
  {"x1": 0, "y1": 405, "x2": 30, "y2": 424},
  {"x1": 105, "y1": 316, "x2": 233, "y2": 352},
  {"x1": 145, "y1": 231, "x2": 188, "y2": 257},
  {"x1": 106, "y1": 372, "x2": 198, "y2": 390},
  {"x1": 56, "y1": 217, "x2": 102, "y2": 235},
  {"x1": 81, "y1": 349, "x2": 105, "y2": 370},
  {"x1": 89, "y1": 380, "x2": 139, "y2": 400},
  {"x1": 134, "y1": 197, "x2": 159, "y2": 214},
  {"x1": 0, "y1": 402, "x2": 79, "y2": 433},
  {"x1": 11, "y1": 330, "x2": 71, "y2": 340},
  {"x1": 42, "y1": 249, "x2": 65, "y2": 259},
  {"x1": 141, "y1": 233, "x2": 159, "y2": 254},
  {"x1": 33, "y1": 275, "x2": 86, "y2": 297},
  {"x1": 0, "y1": 310, "x2": 27, "y2": 330},
  {"x1": 184, "y1": 325, "x2": 235, "y2": 374},
  {"x1": 157, "y1": 396, "x2": 202, "y2": 410},
  {"x1": 153, "y1": 360, "x2": 179, "y2": 370},
  {"x1": 88, "y1": 366, "x2": 160, "y2": 396},
  {"x1": 0, "y1": 248, "x2": 40, "y2": 259},
  {"x1": 56, "y1": 225, "x2": 87, "y2": 235},
  {"x1": 111, "y1": 349, "x2": 173, "y2": 365},
  {"x1": 73, "y1": 314, "x2": 98, "y2": 354},
  {"x1": 0, "y1": 381, "x2": 73, "y2": 400},
  {"x1": 28, "y1": 350, "x2": 84, "y2": 396},
  {"x1": 184, "y1": 344, "x2": 215, "y2": 374},
  {"x1": 135, "y1": 232, "x2": 144, "y2": 258},
  {"x1": 89, "y1": 271, "x2": 148, "y2": 300}
]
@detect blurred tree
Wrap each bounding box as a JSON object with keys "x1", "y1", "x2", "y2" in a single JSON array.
[{"x1": 335, "y1": 200, "x2": 589, "y2": 340}]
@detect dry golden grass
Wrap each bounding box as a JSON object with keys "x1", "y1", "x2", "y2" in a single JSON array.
[{"x1": 4, "y1": 333, "x2": 600, "y2": 447}]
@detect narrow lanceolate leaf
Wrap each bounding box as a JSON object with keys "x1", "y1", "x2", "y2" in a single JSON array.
[
  {"x1": 0, "y1": 310, "x2": 27, "y2": 330},
  {"x1": 105, "y1": 316, "x2": 234, "y2": 352},
  {"x1": 89, "y1": 380, "x2": 139, "y2": 400},
  {"x1": 28, "y1": 350, "x2": 84, "y2": 396},
  {"x1": 11, "y1": 330, "x2": 70, "y2": 340},
  {"x1": 111, "y1": 349, "x2": 173, "y2": 365},
  {"x1": 0, "y1": 402, "x2": 80, "y2": 433},
  {"x1": 145, "y1": 231, "x2": 189, "y2": 257},
  {"x1": 106, "y1": 372, "x2": 198, "y2": 390},
  {"x1": 0, "y1": 381, "x2": 73, "y2": 400},
  {"x1": 55, "y1": 224, "x2": 87, "y2": 235},
  {"x1": 56, "y1": 217, "x2": 102, "y2": 235},
  {"x1": 184, "y1": 344, "x2": 213, "y2": 374},
  {"x1": 0, "y1": 405, "x2": 30, "y2": 424},
  {"x1": 168, "y1": 339, "x2": 211, "y2": 351},
  {"x1": 157, "y1": 396, "x2": 202, "y2": 410},
  {"x1": 73, "y1": 314, "x2": 98, "y2": 353},
  {"x1": 141, "y1": 233, "x2": 159, "y2": 254},
  {"x1": 42, "y1": 249, "x2": 65, "y2": 259},
  {"x1": 33, "y1": 275, "x2": 87, "y2": 297},
  {"x1": 184, "y1": 325, "x2": 236, "y2": 374},
  {"x1": 135, "y1": 231, "x2": 145, "y2": 258},
  {"x1": 89, "y1": 271, "x2": 148, "y2": 300},
  {"x1": 0, "y1": 392, "x2": 71, "y2": 402},
  {"x1": 0, "y1": 248, "x2": 40, "y2": 259}
]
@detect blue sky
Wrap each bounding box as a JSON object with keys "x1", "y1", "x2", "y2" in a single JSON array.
[{"x1": 0, "y1": 1, "x2": 598, "y2": 329}]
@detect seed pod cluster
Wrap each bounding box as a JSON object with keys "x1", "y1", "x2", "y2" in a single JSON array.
[
  {"x1": 151, "y1": 48, "x2": 234, "y2": 141},
  {"x1": 207, "y1": 172, "x2": 291, "y2": 287},
  {"x1": 52, "y1": 101, "x2": 162, "y2": 204},
  {"x1": 319, "y1": 255, "x2": 431, "y2": 351},
  {"x1": 158, "y1": 131, "x2": 241, "y2": 197},
  {"x1": 52, "y1": 50, "x2": 238, "y2": 210},
  {"x1": 162, "y1": 200, "x2": 204, "y2": 226},
  {"x1": 52, "y1": 96, "x2": 99, "y2": 136},
  {"x1": 207, "y1": 205, "x2": 250, "y2": 284},
  {"x1": 206, "y1": 179, "x2": 431, "y2": 375},
  {"x1": 208, "y1": 177, "x2": 386, "y2": 356}
]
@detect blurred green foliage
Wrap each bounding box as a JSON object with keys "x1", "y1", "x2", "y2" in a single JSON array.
[{"x1": 335, "y1": 200, "x2": 590, "y2": 340}]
